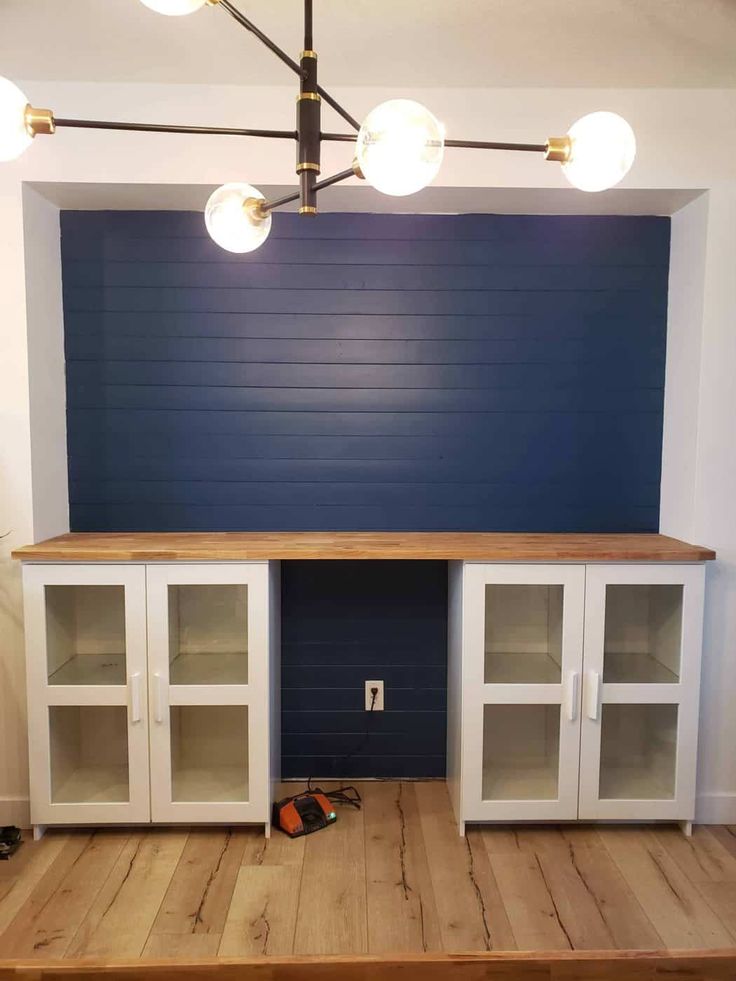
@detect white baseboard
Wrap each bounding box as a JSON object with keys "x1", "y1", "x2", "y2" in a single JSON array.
[
  {"x1": 695, "y1": 792, "x2": 736, "y2": 824},
  {"x1": 0, "y1": 796, "x2": 30, "y2": 828}
]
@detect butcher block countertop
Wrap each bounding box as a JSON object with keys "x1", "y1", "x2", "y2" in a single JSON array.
[{"x1": 12, "y1": 532, "x2": 716, "y2": 563}]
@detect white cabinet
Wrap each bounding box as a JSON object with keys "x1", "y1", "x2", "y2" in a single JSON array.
[
  {"x1": 448, "y1": 561, "x2": 706, "y2": 833},
  {"x1": 578, "y1": 564, "x2": 704, "y2": 821},
  {"x1": 22, "y1": 562, "x2": 278, "y2": 833}
]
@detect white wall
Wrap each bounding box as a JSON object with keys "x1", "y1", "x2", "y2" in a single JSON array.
[{"x1": 1, "y1": 80, "x2": 735, "y2": 824}]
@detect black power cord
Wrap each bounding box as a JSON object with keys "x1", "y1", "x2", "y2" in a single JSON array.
[{"x1": 305, "y1": 685, "x2": 380, "y2": 811}]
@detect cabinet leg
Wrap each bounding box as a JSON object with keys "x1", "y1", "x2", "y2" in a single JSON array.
[
  {"x1": 32, "y1": 825, "x2": 47, "y2": 842},
  {"x1": 680, "y1": 820, "x2": 694, "y2": 838},
  {"x1": 264, "y1": 821, "x2": 272, "y2": 839},
  {"x1": 458, "y1": 821, "x2": 466, "y2": 838}
]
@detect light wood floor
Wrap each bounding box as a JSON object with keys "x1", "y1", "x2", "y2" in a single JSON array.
[{"x1": 2, "y1": 781, "x2": 736, "y2": 959}]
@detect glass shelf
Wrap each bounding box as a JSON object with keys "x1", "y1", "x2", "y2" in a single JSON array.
[
  {"x1": 599, "y1": 703, "x2": 678, "y2": 800},
  {"x1": 482, "y1": 703, "x2": 560, "y2": 801},
  {"x1": 49, "y1": 705, "x2": 130, "y2": 803},
  {"x1": 168, "y1": 585, "x2": 248, "y2": 686},
  {"x1": 603, "y1": 584, "x2": 683, "y2": 684},
  {"x1": 170, "y1": 705, "x2": 249, "y2": 803},
  {"x1": 484, "y1": 584, "x2": 563, "y2": 684},
  {"x1": 45, "y1": 585, "x2": 127, "y2": 686}
]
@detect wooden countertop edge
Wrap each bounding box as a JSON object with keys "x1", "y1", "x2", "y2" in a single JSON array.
[{"x1": 11, "y1": 532, "x2": 716, "y2": 563}]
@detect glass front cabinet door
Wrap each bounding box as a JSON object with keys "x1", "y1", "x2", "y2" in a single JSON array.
[
  {"x1": 461, "y1": 564, "x2": 586, "y2": 821},
  {"x1": 579, "y1": 564, "x2": 705, "y2": 821},
  {"x1": 146, "y1": 564, "x2": 270, "y2": 824},
  {"x1": 23, "y1": 564, "x2": 151, "y2": 825}
]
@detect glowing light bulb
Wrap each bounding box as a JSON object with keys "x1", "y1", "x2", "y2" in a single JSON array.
[
  {"x1": 562, "y1": 111, "x2": 636, "y2": 192},
  {"x1": 139, "y1": 0, "x2": 208, "y2": 15},
  {"x1": 205, "y1": 182, "x2": 271, "y2": 253},
  {"x1": 0, "y1": 77, "x2": 33, "y2": 162},
  {"x1": 356, "y1": 99, "x2": 445, "y2": 197}
]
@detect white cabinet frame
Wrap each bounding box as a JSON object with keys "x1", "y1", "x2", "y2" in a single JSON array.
[
  {"x1": 23, "y1": 564, "x2": 150, "y2": 826},
  {"x1": 146, "y1": 563, "x2": 271, "y2": 824},
  {"x1": 457, "y1": 563, "x2": 586, "y2": 823},
  {"x1": 579, "y1": 563, "x2": 705, "y2": 821},
  {"x1": 449, "y1": 560, "x2": 707, "y2": 834}
]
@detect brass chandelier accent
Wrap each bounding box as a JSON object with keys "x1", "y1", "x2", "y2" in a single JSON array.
[{"x1": 0, "y1": 0, "x2": 637, "y2": 253}]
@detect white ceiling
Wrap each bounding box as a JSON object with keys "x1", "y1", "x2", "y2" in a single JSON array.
[{"x1": 2, "y1": 0, "x2": 736, "y2": 89}]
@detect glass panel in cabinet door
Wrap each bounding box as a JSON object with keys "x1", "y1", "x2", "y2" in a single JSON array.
[
  {"x1": 168, "y1": 584, "x2": 248, "y2": 685},
  {"x1": 603, "y1": 584, "x2": 683, "y2": 683},
  {"x1": 45, "y1": 585, "x2": 127, "y2": 686},
  {"x1": 49, "y1": 705, "x2": 130, "y2": 803},
  {"x1": 482, "y1": 704, "x2": 560, "y2": 801},
  {"x1": 599, "y1": 703, "x2": 678, "y2": 800},
  {"x1": 170, "y1": 705, "x2": 249, "y2": 803},
  {"x1": 484, "y1": 584, "x2": 563, "y2": 684}
]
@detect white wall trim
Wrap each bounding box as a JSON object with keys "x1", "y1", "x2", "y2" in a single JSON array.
[
  {"x1": 0, "y1": 796, "x2": 30, "y2": 828},
  {"x1": 695, "y1": 792, "x2": 736, "y2": 825}
]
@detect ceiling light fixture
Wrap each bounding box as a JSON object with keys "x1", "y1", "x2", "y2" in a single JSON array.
[{"x1": 0, "y1": 0, "x2": 637, "y2": 252}]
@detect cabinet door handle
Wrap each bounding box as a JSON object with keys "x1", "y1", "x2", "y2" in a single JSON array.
[
  {"x1": 586, "y1": 670, "x2": 601, "y2": 721},
  {"x1": 153, "y1": 672, "x2": 167, "y2": 724},
  {"x1": 129, "y1": 672, "x2": 142, "y2": 724},
  {"x1": 565, "y1": 671, "x2": 579, "y2": 721}
]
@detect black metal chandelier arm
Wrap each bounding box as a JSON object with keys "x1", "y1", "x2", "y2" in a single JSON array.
[
  {"x1": 216, "y1": 0, "x2": 307, "y2": 79},
  {"x1": 260, "y1": 188, "x2": 302, "y2": 213},
  {"x1": 260, "y1": 167, "x2": 359, "y2": 215},
  {"x1": 314, "y1": 87, "x2": 360, "y2": 131},
  {"x1": 445, "y1": 138, "x2": 548, "y2": 153},
  {"x1": 53, "y1": 118, "x2": 297, "y2": 140}
]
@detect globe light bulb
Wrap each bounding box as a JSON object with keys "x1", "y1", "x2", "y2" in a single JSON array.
[
  {"x1": 0, "y1": 77, "x2": 33, "y2": 162},
  {"x1": 356, "y1": 99, "x2": 445, "y2": 197},
  {"x1": 205, "y1": 182, "x2": 272, "y2": 254},
  {"x1": 562, "y1": 111, "x2": 636, "y2": 192},
  {"x1": 139, "y1": 0, "x2": 208, "y2": 15}
]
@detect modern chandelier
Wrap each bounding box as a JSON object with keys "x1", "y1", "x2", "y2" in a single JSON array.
[{"x1": 0, "y1": 0, "x2": 637, "y2": 253}]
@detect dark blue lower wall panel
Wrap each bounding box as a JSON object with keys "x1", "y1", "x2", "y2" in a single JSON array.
[{"x1": 280, "y1": 561, "x2": 448, "y2": 778}]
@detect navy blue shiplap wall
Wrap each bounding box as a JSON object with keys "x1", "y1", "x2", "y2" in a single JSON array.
[
  {"x1": 61, "y1": 210, "x2": 670, "y2": 777},
  {"x1": 281, "y1": 561, "x2": 447, "y2": 779},
  {"x1": 62, "y1": 211, "x2": 669, "y2": 533}
]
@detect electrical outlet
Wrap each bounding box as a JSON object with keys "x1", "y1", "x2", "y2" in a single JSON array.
[{"x1": 365, "y1": 680, "x2": 384, "y2": 711}]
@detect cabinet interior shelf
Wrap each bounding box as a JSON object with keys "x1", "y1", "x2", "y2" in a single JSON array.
[
  {"x1": 483, "y1": 763, "x2": 559, "y2": 802},
  {"x1": 169, "y1": 652, "x2": 248, "y2": 686},
  {"x1": 172, "y1": 765, "x2": 249, "y2": 803},
  {"x1": 49, "y1": 653, "x2": 127, "y2": 686},
  {"x1": 52, "y1": 764, "x2": 130, "y2": 804},
  {"x1": 599, "y1": 765, "x2": 676, "y2": 801},
  {"x1": 603, "y1": 651, "x2": 679, "y2": 684},
  {"x1": 485, "y1": 651, "x2": 561, "y2": 685}
]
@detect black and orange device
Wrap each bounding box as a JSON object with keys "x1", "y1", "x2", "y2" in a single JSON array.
[{"x1": 272, "y1": 791, "x2": 337, "y2": 838}]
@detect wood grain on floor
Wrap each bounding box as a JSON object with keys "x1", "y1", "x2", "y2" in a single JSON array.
[{"x1": 1, "y1": 782, "x2": 736, "y2": 959}]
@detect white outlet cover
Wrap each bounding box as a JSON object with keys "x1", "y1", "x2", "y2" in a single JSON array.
[{"x1": 365, "y1": 680, "x2": 384, "y2": 711}]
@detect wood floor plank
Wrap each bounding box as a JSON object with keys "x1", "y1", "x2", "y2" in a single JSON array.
[
  {"x1": 0, "y1": 833, "x2": 92, "y2": 956},
  {"x1": 363, "y1": 782, "x2": 442, "y2": 954},
  {"x1": 708, "y1": 826, "x2": 736, "y2": 862},
  {"x1": 600, "y1": 828, "x2": 736, "y2": 948},
  {"x1": 149, "y1": 828, "x2": 247, "y2": 939},
  {"x1": 559, "y1": 828, "x2": 663, "y2": 950},
  {"x1": 66, "y1": 830, "x2": 188, "y2": 958},
  {"x1": 292, "y1": 782, "x2": 367, "y2": 955},
  {"x1": 0, "y1": 830, "x2": 130, "y2": 959},
  {"x1": 654, "y1": 826, "x2": 736, "y2": 885},
  {"x1": 414, "y1": 782, "x2": 494, "y2": 952},
  {"x1": 465, "y1": 829, "x2": 517, "y2": 951},
  {"x1": 0, "y1": 832, "x2": 70, "y2": 936},
  {"x1": 142, "y1": 933, "x2": 221, "y2": 958},
  {"x1": 219, "y1": 865, "x2": 300, "y2": 956},
  {"x1": 484, "y1": 850, "x2": 573, "y2": 951}
]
